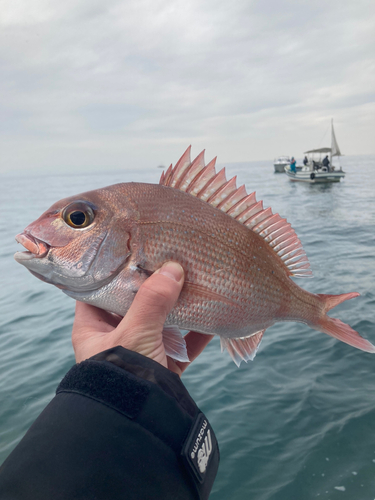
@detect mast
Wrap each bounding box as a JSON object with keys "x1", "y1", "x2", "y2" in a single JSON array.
[{"x1": 330, "y1": 118, "x2": 333, "y2": 168}]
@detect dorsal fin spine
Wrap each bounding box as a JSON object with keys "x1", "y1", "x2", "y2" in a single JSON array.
[
  {"x1": 169, "y1": 146, "x2": 192, "y2": 187},
  {"x1": 279, "y1": 241, "x2": 300, "y2": 257},
  {"x1": 254, "y1": 214, "x2": 283, "y2": 234},
  {"x1": 260, "y1": 220, "x2": 288, "y2": 239},
  {"x1": 175, "y1": 150, "x2": 205, "y2": 190},
  {"x1": 186, "y1": 159, "x2": 217, "y2": 196},
  {"x1": 245, "y1": 207, "x2": 273, "y2": 229},
  {"x1": 215, "y1": 178, "x2": 239, "y2": 208},
  {"x1": 280, "y1": 247, "x2": 302, "y2": 261},
  {"x1": 227, "y1": 191, "x2": 257, "y2": 217},
  {"x1": 161, "y1": 164, "x2": 173, "y2": 186},
  {"x1": 207, "y1": 176, "x2": 237, "y2": 207},
  {"x1": 288, "y1": 260, "x2": 310, "y2": 270},
  {"x1": 197, "y1": 168, "x2": 226, "y2": 201},
  {"x1": 218, "y1": 184, "x2": 247, "y2": 212},
  {"x1": 236, "y1": 201, "x2": 263, "y2": 223},
  {"x1": 274, "y1": 236, "x2": 299, "y2": 253},
  {"x1": 284, "y1": 250, "x2": 307, "y2": 264},
  {"x1": 268, "y1": 228, "x2": 294, "y2": 246}
]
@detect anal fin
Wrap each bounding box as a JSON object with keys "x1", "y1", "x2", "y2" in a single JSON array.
[{"x1": 220, "y1": 330, "x2": 265, "y2": 367}]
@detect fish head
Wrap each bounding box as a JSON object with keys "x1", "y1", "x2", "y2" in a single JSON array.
[{"x1": 14, "y1": 186, "x2": 133, "y2": 293}]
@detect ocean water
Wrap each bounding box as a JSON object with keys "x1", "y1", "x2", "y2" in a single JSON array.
[{"x1": 1, "y1": 155, "x2": 375, "y2": 499}]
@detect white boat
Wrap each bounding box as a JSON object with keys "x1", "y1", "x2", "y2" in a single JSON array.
[
  {"x1": 273, "y1": 156, "x2": 291, "y2": 173},
  {"x1": 285, "y1": 120, "x2": 345, "y2": 183}
]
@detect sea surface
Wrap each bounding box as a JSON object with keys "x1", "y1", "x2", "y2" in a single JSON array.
[{"x1": 1, "y1": 155, "x2": 375, "y2": 499}]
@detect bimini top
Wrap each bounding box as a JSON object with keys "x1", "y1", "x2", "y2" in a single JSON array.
[{"x1": 304, "y1": 147, "x2": 331, "y2": 154}]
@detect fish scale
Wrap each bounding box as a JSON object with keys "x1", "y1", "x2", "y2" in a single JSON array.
[{"x1": 14, "y1": 147, "x2": 375, "y2": 366}]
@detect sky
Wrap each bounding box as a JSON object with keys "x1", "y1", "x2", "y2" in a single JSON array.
[{"x1": 0, "y1": 0, "x2": 374, "y2": 172}]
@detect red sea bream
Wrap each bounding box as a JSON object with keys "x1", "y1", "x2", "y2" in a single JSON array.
[{"x1": 14, "y1": 147, "x2": 375, "y2": 365}]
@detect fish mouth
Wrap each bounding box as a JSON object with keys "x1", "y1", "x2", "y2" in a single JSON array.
[{"x1": 15, "y1": 233, "x2": 50, "y2": 261}]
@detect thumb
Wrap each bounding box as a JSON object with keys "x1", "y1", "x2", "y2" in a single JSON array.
[{"x1": 113, "y1": 262, "x2": 185, "y2": 365}]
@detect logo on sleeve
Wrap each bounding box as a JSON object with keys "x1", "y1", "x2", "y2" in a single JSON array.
[
  {"x1": 191, "y1": 421, "x2": 212, "y2": 473},
  {"x1": 182, "y1": 413, "x2": 217, "y2": 483}
]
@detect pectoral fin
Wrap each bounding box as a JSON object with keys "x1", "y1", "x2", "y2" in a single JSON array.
[{"x1": 162, "y1": 325, "x2": 190, "y2": 363}]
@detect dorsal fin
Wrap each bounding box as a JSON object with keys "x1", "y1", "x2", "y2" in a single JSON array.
[{"x1": 160, "y1": 147, "x2": 312, "y2": 278}]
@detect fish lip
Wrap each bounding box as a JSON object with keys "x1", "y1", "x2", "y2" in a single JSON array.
[{"x1": 15, "y1": 232, "x2": 50, "y2": 259}]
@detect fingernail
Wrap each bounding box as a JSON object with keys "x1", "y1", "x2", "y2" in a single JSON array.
[{"x1": 157, "y1": 262, "x2": 184, "y2": 282}]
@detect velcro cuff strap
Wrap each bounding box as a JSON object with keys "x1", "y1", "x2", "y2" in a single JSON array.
[{"x1": 57, "y1": 360, "x2": 150, "y2": 419}]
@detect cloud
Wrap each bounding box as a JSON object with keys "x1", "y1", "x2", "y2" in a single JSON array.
[{"x1": 0, "y1": 0, "x2": 374, "y2": 172}]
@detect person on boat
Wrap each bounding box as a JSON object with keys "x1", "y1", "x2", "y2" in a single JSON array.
[
  {"x1": 290, "y1": 157, "x2": 296, "y2": 173},
  {"x1": 303, "y1": 156, "x2": 308, "y2": 166},
  {"x1": 322, "y1": 155, "x2": 330, "y2": 171},
  {"x1": 0, "y1": 262, "x2": 219, "y2": 500}
]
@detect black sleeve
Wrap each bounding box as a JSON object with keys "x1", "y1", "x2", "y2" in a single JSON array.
[{"x1": 0, "y1": 347, "x2": 219, "y2": 500}]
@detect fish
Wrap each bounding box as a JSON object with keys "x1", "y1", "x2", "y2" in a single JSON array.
[{"x1": 14, "y1": 146, "x2": 375, "y2": 365}]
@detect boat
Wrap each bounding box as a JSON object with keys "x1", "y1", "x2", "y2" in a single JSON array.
[
  {"x1": 285, "y1": 120, "x2": 345, "y2": 183},
  {"x1": 273, "y1": 156, "x2": 291, "y2": 173}
]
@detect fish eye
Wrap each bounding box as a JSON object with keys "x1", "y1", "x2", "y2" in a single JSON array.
[{"x1": 62, "y1": 201, "x2": 95, "y2": 229}]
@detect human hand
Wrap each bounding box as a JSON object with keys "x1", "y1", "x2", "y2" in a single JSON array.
[{"x1": 72, "y1": 261, "x2": 214, "y2": 376}]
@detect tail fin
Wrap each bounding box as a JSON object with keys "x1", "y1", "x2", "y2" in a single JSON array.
[
  {"x1": 315, "y1": 292, "x2": 375, "y2": 353},
  {"x1": 318, "y1": 292, "x2": 360, "y2": 311}
]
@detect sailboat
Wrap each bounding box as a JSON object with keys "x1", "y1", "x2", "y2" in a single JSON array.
[{"x1": 285, "y1": 120, "x2": 345, "y2": 183}]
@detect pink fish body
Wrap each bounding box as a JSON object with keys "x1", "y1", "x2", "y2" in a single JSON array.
[{"x1": 14, "y1": 147, "x2": 375, "y2": 365}]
